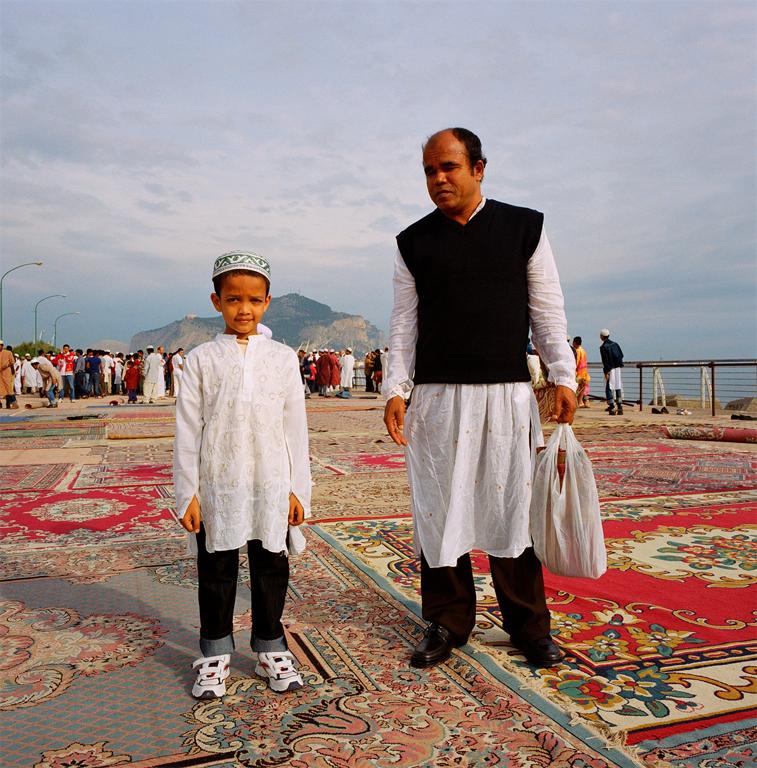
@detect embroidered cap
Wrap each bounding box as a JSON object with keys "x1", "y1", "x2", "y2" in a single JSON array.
[{"x1": 212, "y1": 251, "x2": 271, "y2": 283}]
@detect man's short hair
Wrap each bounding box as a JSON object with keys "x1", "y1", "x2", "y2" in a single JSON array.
[
  {"x1": 573, "y1": 336, "x2": 582, "y2": 345},
  {"x1": 426, "y1": 127, "x2": 488, "y2": 170}
]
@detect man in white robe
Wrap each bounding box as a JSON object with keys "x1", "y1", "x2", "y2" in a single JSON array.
[
  {"x1": 142, "y1": 344, "x2": 164, "y2": 403},
  {"x1": 339, "y1": 348, "x2": 355, "y2": 397},
  {"x1": 384, "y1": 128, "x2": 577, "y2": 669}
]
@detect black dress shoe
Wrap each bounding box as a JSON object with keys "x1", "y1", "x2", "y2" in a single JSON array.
[
  {"x1": 511, "y1": 635, "x2": 565, "y2": 667},
  {"x1": 410, "y1": 623, "x2": 461, "y2": 668}
]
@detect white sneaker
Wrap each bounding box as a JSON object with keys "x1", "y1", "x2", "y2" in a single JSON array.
[
  {"x1": 254, "y1": 650, "x2": 303, "y2": 692},
  {"x1": 191, "y1": 654, "x2": 230, "y2": 699}
]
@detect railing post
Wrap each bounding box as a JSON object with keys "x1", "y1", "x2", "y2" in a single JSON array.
[
  {"x1": 638, "y1": 363, "x2": 643, "y2": 411},
  {"x1": 710, "y1": 362, "x2": 716, "y2": 417}
]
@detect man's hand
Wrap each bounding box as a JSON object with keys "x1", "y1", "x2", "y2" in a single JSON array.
[
  {"x1": 552, "y1": 385, "x2": 578, "y2": 424},
  {"x1": 384, "y1": 395, "x2": 407, "y2": 446},
  {"x1": 289, "y1": 493, "x2": 305, "y2": 526},
  {"x1": 181, "y1": 495, "x2": 202, "y2": 533}
]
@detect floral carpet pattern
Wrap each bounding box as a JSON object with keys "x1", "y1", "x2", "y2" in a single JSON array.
[{"x1": 1, "y1": 402, "x2": 755, "y2": 768}]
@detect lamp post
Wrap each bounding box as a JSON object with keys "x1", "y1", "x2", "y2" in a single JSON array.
[
  {"x1": 53, "y1": 311, "x2": 79, "y2": 348},
  {"x1": 34, "y1": 294, "x2": 65, "y2": 345},
  {"x1": 0, "y1": 261, "x2": 43, "y2": 339}
]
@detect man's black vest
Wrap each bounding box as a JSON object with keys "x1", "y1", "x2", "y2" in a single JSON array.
[{"x1": 396, "y1": 199, "x2": 543, "y2": 385}]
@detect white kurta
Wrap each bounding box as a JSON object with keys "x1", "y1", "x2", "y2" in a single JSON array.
[
  {"x1": 385, "y1": 199, "x2": 577, "y2": 568},
  {"x1": 173, "y1": 333, "x2": 311, "y2": 555},
  {"x1": 340, "y1": 354, "x2": 355, "y2": 388}
]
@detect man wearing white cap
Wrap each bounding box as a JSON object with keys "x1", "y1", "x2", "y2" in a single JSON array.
[
  {"x1": 142, "y1": 344, "x2": 164, "y2": 403},
  {"x1": 385, "y1": 128, "x2": 577, "y2": 669},
  {"x1": 599, "y1": 329, "x2": 624, "y2": 415}
]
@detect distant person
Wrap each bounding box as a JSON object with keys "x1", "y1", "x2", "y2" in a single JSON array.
[
  {"x1": 599, "y1": 329, "x2": 624, "y2": 415},
  {"x1": 364, "y1": 351, "x2": 374, "y2": 392},
  {"x1": 172, "y1": 348, "x2": 185, "y2": 398},
  {"x1": 572, "y1": 336, "x2": 591, "y2": 408},
  {"x1": 174, "y1": 250, "x2": 310, "y2": 699},
  {"x1": 372, "y1": 349, "x2": 383, "y2": 393},
  {"x1": 384, "y1": 127, "x2": 576, "y2": 670},
  {"x1": 74, "y1": 349, "x2": 87, "y2": 397},
  {"x1": 32, "y1": 354, "x2": 62, "y2": 407},
  {"x1": 338, "y1": 347, "x2": 355, "y2": 398},
  {"x1": 86, "y1": 349, "x2": 102, "y2": 398},
  {"x1": 316, "y1": 348, "x2": 332, "y2": 396},
  {"x1": 55, "y1": 344, "x2": 77, "y2": 402},
  {"x1": 0, "y1": 340, "x2": 18, "y2": 409},
  {"x1": 328, "y1": 349, "x2": 340, "y2": 394},
  {"x1": 13, "y1": 353, "x2": 22, "y2": 395},
  {"x1": 124, "y1": 359, "x2": 140, "y2": 403},
  {"x1": 142, "y1": 345, "x2": 163, "y2": 403}
]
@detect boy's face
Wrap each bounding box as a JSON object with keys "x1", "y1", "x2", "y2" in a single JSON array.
[{"x1": 211, "y1": 272, "x2": 271, "y2": 339}]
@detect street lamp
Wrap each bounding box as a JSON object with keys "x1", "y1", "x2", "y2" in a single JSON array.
[
  {"x1": 53, "y1": 311, "x2": 80, "y2": 348},
  {"x1": 0, "y1": 261, "x2": 43, "y2": 339},
  {"x1": 34, "y1": 294, "x2": 65, "y2": 344}
]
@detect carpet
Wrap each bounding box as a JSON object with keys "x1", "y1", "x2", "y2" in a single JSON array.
[
  {"x1": 107, "y1": 421, "x2": 175, "y2": 439},
  {"x1": 1, "y1": 537, "x2": 641, "y2": 768},
  {"x1": 313, "y1": 500, "x2": 756, "y2": 767},
  {"x1": 72, "y1": 462, "x2": 173, "y2": 488},
  {"x1": 314, "y1": 451, "x2": 407, "y2": 475},
  {"x1": 0, "y1": 463, "x2": 73, "y2": 491},
  {"x1": 661, "y1": 425, "x2": 757, "y2": 443}
]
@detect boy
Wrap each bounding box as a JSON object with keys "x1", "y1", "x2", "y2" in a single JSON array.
[{"x1": 173, "y1": 251, "x2": 311, "y2": 699}]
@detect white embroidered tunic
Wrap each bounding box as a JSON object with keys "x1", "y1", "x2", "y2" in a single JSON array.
[
  {"x1": 173, "y1": 333, "x2": 311, "y2": 555},
  {"x1": 385, "y1": 199, "x2": 577, "y2": 568}
]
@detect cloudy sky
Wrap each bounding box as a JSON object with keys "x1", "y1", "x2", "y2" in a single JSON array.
[{"x1": 1, "y1": 0, "x2": 755, "y2": 359}]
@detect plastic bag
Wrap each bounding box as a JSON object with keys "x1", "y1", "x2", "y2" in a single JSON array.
[{"x1": 530, "y1": 423, "x2": 607, "y2": 579}]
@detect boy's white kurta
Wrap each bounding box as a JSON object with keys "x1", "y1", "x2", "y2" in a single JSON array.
[{"x1": 173, "y1": 333, "x2": 311, "y2": 555}]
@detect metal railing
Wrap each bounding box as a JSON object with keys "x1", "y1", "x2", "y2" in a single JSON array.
[{"x1": 586, "y1": 359, "x2": 757, "y2": 416}]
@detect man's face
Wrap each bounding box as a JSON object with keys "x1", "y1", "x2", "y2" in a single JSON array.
[
  {"x1": 422, "y1": 131, "x2": 484, "y2": 223},
  {"x1": 211, "y1": 272, "x2": 271, "y2": 339}
]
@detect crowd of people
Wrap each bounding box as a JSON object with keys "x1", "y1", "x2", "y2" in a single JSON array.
[
  {"x1": 298, "y1": 347, "x2": 388, "y2": 398},
  {"x1": 0, "y1": 342, "x2": 186, "y2": 409}
]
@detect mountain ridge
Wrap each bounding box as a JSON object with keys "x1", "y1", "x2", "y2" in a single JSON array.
[{"x1": 129, "y1": 293, "x2": 385, "y2": 353}]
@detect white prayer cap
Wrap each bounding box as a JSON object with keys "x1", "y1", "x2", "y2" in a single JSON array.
[
  {"x1": 257, "y1": 322, "x2": 273, "y2": 339},
  {"x1": 213, "y1": 251, "x2": 271, "y2": 283},
  {"x1": 600, "y1": 328, "x2": 610, "y2": 338},
  {"x1": 0, "y1": 340, "x2": 3, "y2": 345},
  {"x1": 146, "y1": 344, "x2": 155, "y2": 350}
]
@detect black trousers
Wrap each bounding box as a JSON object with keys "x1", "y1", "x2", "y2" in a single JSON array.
[
  {"x1": 420, "y1": 546, "x2": 550, "y2": 644},
  {"x1": 196, "y1": 525, "x2": 289, "y2": 648}
]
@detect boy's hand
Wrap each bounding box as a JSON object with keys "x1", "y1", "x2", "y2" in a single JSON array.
[
  {"x1": 384, "y1": 395, "x2": 407, "y2": 446},
  {"x1": 552, "y1": 385, "x2": 578, "y2": 425},
  {"x1": 288, "y1": 493, "x2": 305, "y2": 526},
  {"x1": 181, "y1": 496, "x2": 202, "y2": 533}
]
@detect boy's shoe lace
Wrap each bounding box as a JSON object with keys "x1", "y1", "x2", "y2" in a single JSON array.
[
  {"x1": 254, "y1": 650, "x2": 303, "y2": 693},
  {"x1": 191, "y1": 654, "x2": 230, "y2": 699}
]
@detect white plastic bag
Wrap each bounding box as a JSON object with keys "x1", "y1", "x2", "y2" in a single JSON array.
[{"x1": 529, "y1": 423, "x2": 607, "y2": 579}]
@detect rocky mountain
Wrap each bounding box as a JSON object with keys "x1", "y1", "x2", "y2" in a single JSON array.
[{"x1": 129, "y1": 293, "x2": 385, "y2": 354}]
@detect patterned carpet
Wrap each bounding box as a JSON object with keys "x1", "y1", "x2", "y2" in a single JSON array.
[{"x1": 1, "y1": 401, "x2": 755, "y2": 767}]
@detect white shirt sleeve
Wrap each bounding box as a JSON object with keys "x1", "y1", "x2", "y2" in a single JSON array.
[
  {"x1": 384, "y1": 248, "x2": 418, "y2": 399},
  {"x1": 283, "y1": 351, "x2": 312, "y2": 518},
  {"x1": 172, "y1": 351, "x2": 203, "y2": 524},
  {"x1": 527, "y1": 227, "x2": 577, "y2": 390}
]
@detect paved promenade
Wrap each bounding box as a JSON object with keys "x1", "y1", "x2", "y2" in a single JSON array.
[{"x1": 1, "y1": 392, "x2": 754, "y2": 768}]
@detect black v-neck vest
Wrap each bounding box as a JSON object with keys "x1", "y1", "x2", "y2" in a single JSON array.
[{"x1": 396, "y1": 199, "x2": 543, "y2": 385}]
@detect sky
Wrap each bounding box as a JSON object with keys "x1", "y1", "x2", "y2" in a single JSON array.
[{"x1": 1, "y1": 0, "x2": 755, "y2": 360}]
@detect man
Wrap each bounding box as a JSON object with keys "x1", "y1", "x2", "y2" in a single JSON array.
[
  {"x1": 86, "y1": 349, "x2": 102, "y2": 397},
  {"x1": 338, "y1": 347, "x2": 355, "y2": 397},
  {"x1": 599, "y1": 329, "x2": 624, "y2": 415},
  {"x1": 0, "y1": 340, "x2": 18, "y2": 409},
  {"x1": 384, "y1": 128, "x2": 577, "y2": 669},
  {"x1": 142, "y1": 344, "x2": 164, "y2": 403},
  {"x1": 572, "y1": 336, "x2": 590, "y2": 408},
  {"x1": 32, "y1": 354, "x2": 62, "y2": 407},
  {"x1": 55, "y1": 344, "x2": 77, "y2": 402},
  {"x1": 172, "y1": 348, "x2": 185, "y2": 398}
]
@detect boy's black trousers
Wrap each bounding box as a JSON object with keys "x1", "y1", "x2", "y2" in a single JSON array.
[{"x1": 196, "y1": 524, "x2": 289, "y2": 653}]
